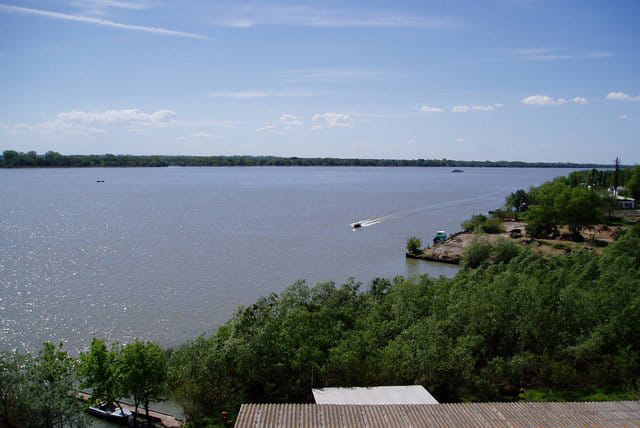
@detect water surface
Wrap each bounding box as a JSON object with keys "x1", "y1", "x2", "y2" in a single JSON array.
[{"x1": 0, "y1": 167, "x2": 575, "y2": 351}]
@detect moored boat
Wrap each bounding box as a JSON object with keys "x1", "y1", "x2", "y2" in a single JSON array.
[
  {"x1": 87, "y1": 402, "x2": 131, "y2": 424},
  {"x1": 450, "y1": 168, "x2": 463, "y2": 173}
]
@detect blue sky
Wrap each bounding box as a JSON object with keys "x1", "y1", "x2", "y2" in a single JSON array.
[{"x1": 0, "y1": 0, "x2": 639, "y2": 163}]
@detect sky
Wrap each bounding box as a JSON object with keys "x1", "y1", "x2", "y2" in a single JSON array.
[{"x1": 0, "y1": 0, "x2": 639, "y2": 163}]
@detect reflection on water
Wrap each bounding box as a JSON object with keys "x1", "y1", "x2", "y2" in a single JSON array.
[{"x1": 0, "y1": 167, "x2": 576, "y2": 352}]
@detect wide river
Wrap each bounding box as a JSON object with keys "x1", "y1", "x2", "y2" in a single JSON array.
[{"x1": 1, "y1": 167, "x2": 577, "y2": 352}]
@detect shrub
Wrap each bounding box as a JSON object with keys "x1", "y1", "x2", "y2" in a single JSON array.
[
  {"x1": 461, "y1": 236, "x2": 493, "y2": 268},
  {"x1": 480, "y1": 218, "x2": 504, "y2": 234},
  {"x1": 492, "y1": 238, "x2": 521, "y2": 264},
  {"x1": 462, "y1": 214, "x2": 488, "y2": 232},
  {"x1": 406, "y1": 236, "x2": 423, "y2": 255}
]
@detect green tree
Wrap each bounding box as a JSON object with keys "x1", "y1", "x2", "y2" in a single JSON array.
[
  {"x1": 27, "y1": 342, "x2": 87, "y2": 428},
  {"x1": 626, "y1": 166, "x2": 640, "y2": 200},
  {"x1": 119, "y1": 340, "x2": 167, "y2": 426},
  {"x1": 79, "y1": 338, "x2": 124, "y2": 416},
  {"x1": 0, "y1": 352, "x2": 28, "y2": 427},
  {"x1": 406, "y1": 236, "x2": 423, "y2": 255}
]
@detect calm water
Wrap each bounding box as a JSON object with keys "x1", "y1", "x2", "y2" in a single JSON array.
[{"x1": 0, "y1": 167, "x2": 576, "y2": 352}]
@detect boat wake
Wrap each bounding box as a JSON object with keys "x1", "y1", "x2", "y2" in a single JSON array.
[
  {"x1": 351, "y1": 213, "x2": 394, "y2": 229},
  {"x1": 350, "y1": 189, "x2": 505, "y2": 229}
]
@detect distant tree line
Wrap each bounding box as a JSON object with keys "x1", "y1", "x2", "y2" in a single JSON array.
[{"x1": 0, "y1": 150, "x2": 612, "y2": 169}]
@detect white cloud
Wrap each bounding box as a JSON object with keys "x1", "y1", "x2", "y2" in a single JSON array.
[
  {"x1": 522, "y1": 95, "x2": 556, "y2": 106},
  {"x1": 0, "y1": 4, "x2": 209, "y2": 39},
  {"x1": 522, "y1": 95, "x2": 588, "y2": 106},
  {"x1": 57, "y1": 108, "x2": 176, "y2": 125},
  {"x1": 280, "y1": 114, "x2": 303, "y2": 128},
  {"x1": 420, "y1": 105, "x2": 443, "y2": 113},
  {"x1": 606, "y1": 92, "x2": 640, "y2": 102},
  {"x1": 452, "y1": 104, "x2": 502, "y2": 113},
  {"x1": 312, "y1": 112, "x2": 353, "y2": 130},
  {"x1": 452, "y1": 105, "x2": 471, "y2": 113},
  {"x1": 216, "y1": 5, "x2": 458, "y2": 29}
]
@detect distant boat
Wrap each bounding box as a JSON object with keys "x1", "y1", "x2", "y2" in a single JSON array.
[
  {"x1": 96, "y1": 180, "x2": 105, "y2": 183},
  {"x1": 450, "y1": 168, "x2": 463, "y2": 173},
  {"x1": 351, "y1": 222, "x2": 362, "y2": 229}
]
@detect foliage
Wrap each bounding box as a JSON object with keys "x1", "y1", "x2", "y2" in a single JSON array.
[
  {"x1": 461, "y1": 236, "x2": 522, "y2": 268},
  {"x1": 0, "y1": 351, "x2": 28, "y2": 427},
  {"x1": 13, "y1": 343, "x2": 89, "y2": 428},
  {"x1": 406, "y1": 236, "x2": 423, "y2": 255},
  {"x1": 491, "y1": 238, "x2": 522, "y2": 264},
  {"x1": 1, "y1": 149, "x2": 610, "y2": 169},
  {"x1": 461, "y1": 236, "x2": 494, "y2": 268},
  {"x1": 462, "y1": 215, "x2": 504, "y2": 234},
  {"x1": 506, "y1": 189, "x2": 531, "y2": 211},
  {"x1": 166, "y1": 230, "x2": 640, "y2": 423},
  {"x1": 462, "y1": 214, "x2": 488, "y2": 232},
  {"x1": 523, "y1": 177, "x2": 606, "y2": 237},
  {"x1": 119, "y1": 340, "x2": 168, "y2": 426},
  {"x1": 79, "y1": 338, "x2": 124, "y2": 414},
  {"x1": 627, "y1": 166, "x2": 640, "y2": 200}
]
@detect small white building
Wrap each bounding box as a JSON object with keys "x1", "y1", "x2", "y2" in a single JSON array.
[
  {"x1": 617, "y1": 196, "x2": 636, "y2": 209},
  {"x1": 312, "y1": 385, "x2": 438, "y2": 405}
]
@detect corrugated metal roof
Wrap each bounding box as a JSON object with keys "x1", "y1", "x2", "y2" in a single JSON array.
[
  {"x1": 234, "y1": 401, "x2": 640, "y2": 427},
  {"x1": 312, "y1": 386, "x2": 438, "y2": 405}
]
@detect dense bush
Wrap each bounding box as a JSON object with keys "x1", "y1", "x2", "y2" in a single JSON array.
[
  {"x1": 462, "y1": 215, "x2": 504, "y2": 234},
  {"x1": 406, "y1": 236, "x2": 423, "y2": 255},
  {"x1": 167, "y1": 232, "x2": 640, "y2": 424},
  {"x1": 461, "y1": 236, "x2": 494, "y2": 268}
]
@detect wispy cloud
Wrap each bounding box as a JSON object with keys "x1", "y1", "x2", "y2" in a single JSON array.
[
  {"x1": 69, "y1": 0, "x2": 151, "y2": 15},
  {"x1": 521, "y1": 95, "x2": 588, "y2": 106},
  {"x1": 0, "y1": 4, "x2": 210, "y2": 39},
  {"x1": 217, "y1": 4, "x2": 459, "y2": 29},
  {"x1": 209, "y1": 90, "x2": 317, "y2": 99},
  {"x1": 503, "y1": 48, "x2": 613, "y2": 62},
  {"x1": 312, "y1": 112, "x2": 353, "y2": 130},
  {"x1": 420, "y1": 105, "x2": 443, "y2": 113},
  {"x1": 606, "y1": 92, "x2": 640, "y2": 102},
  {"x1": 452, "y1": 104, "x2": 503, "y2": 113}
]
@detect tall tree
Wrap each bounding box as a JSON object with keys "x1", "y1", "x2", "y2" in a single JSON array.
[
  {"x1": 79, "y1": 338, "x2": 125, "y2": 417},
  {"x1": 119, "y1": 340, "x2": 167, "y2": 426},
  {"x1": 27, "y1": 342, "x2": 88, "y2": 428}
]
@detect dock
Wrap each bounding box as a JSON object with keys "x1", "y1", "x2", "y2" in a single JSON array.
[{"x1": 77, "y1": 392, "x2": 182, "y2": 427}]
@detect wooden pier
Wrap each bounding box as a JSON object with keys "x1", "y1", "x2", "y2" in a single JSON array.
[{"x1": 77, "y1": 392, "x2": 182, "y2": 427}]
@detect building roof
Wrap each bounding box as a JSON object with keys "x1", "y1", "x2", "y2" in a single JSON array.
[
  {"x1": 234, "y1": 401, "x2": 640, "y2": 428},
  {"x1": 312, "y1": 386, "x2": 438, "y2": 405}
]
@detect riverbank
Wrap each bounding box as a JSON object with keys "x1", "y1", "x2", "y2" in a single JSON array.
[{"x1": 408, "y1": 220, "x2": 626, "y2": 264}]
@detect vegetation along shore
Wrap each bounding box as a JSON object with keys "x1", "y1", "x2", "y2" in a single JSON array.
[
  {"x1": 0, "y1": 149, "x2": 612, "y2": 169},
  {"x1": 407, "y1": 166, "x2": 640, "y2": 265},
  {"x1": 1, "y1": 167, "x2": 639, "y2": 428}
]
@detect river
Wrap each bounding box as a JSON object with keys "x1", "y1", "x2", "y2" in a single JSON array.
[{"x1": 0, "y1": 166, "x2": 577, "y2": 352}]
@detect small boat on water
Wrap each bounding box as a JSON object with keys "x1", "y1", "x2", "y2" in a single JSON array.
[
  {"x1": 351, "y1": 222, "x2": 362, "y2": 229},
  {"x1": 450, "y1": 168, "x2": 463, "y2": 173},
  {"x1": 87, "y1": 402, "x2": 131, "y2": 424},
  {"x1": 96, "y1": 180, "x2": 105, "y2": 183}
]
